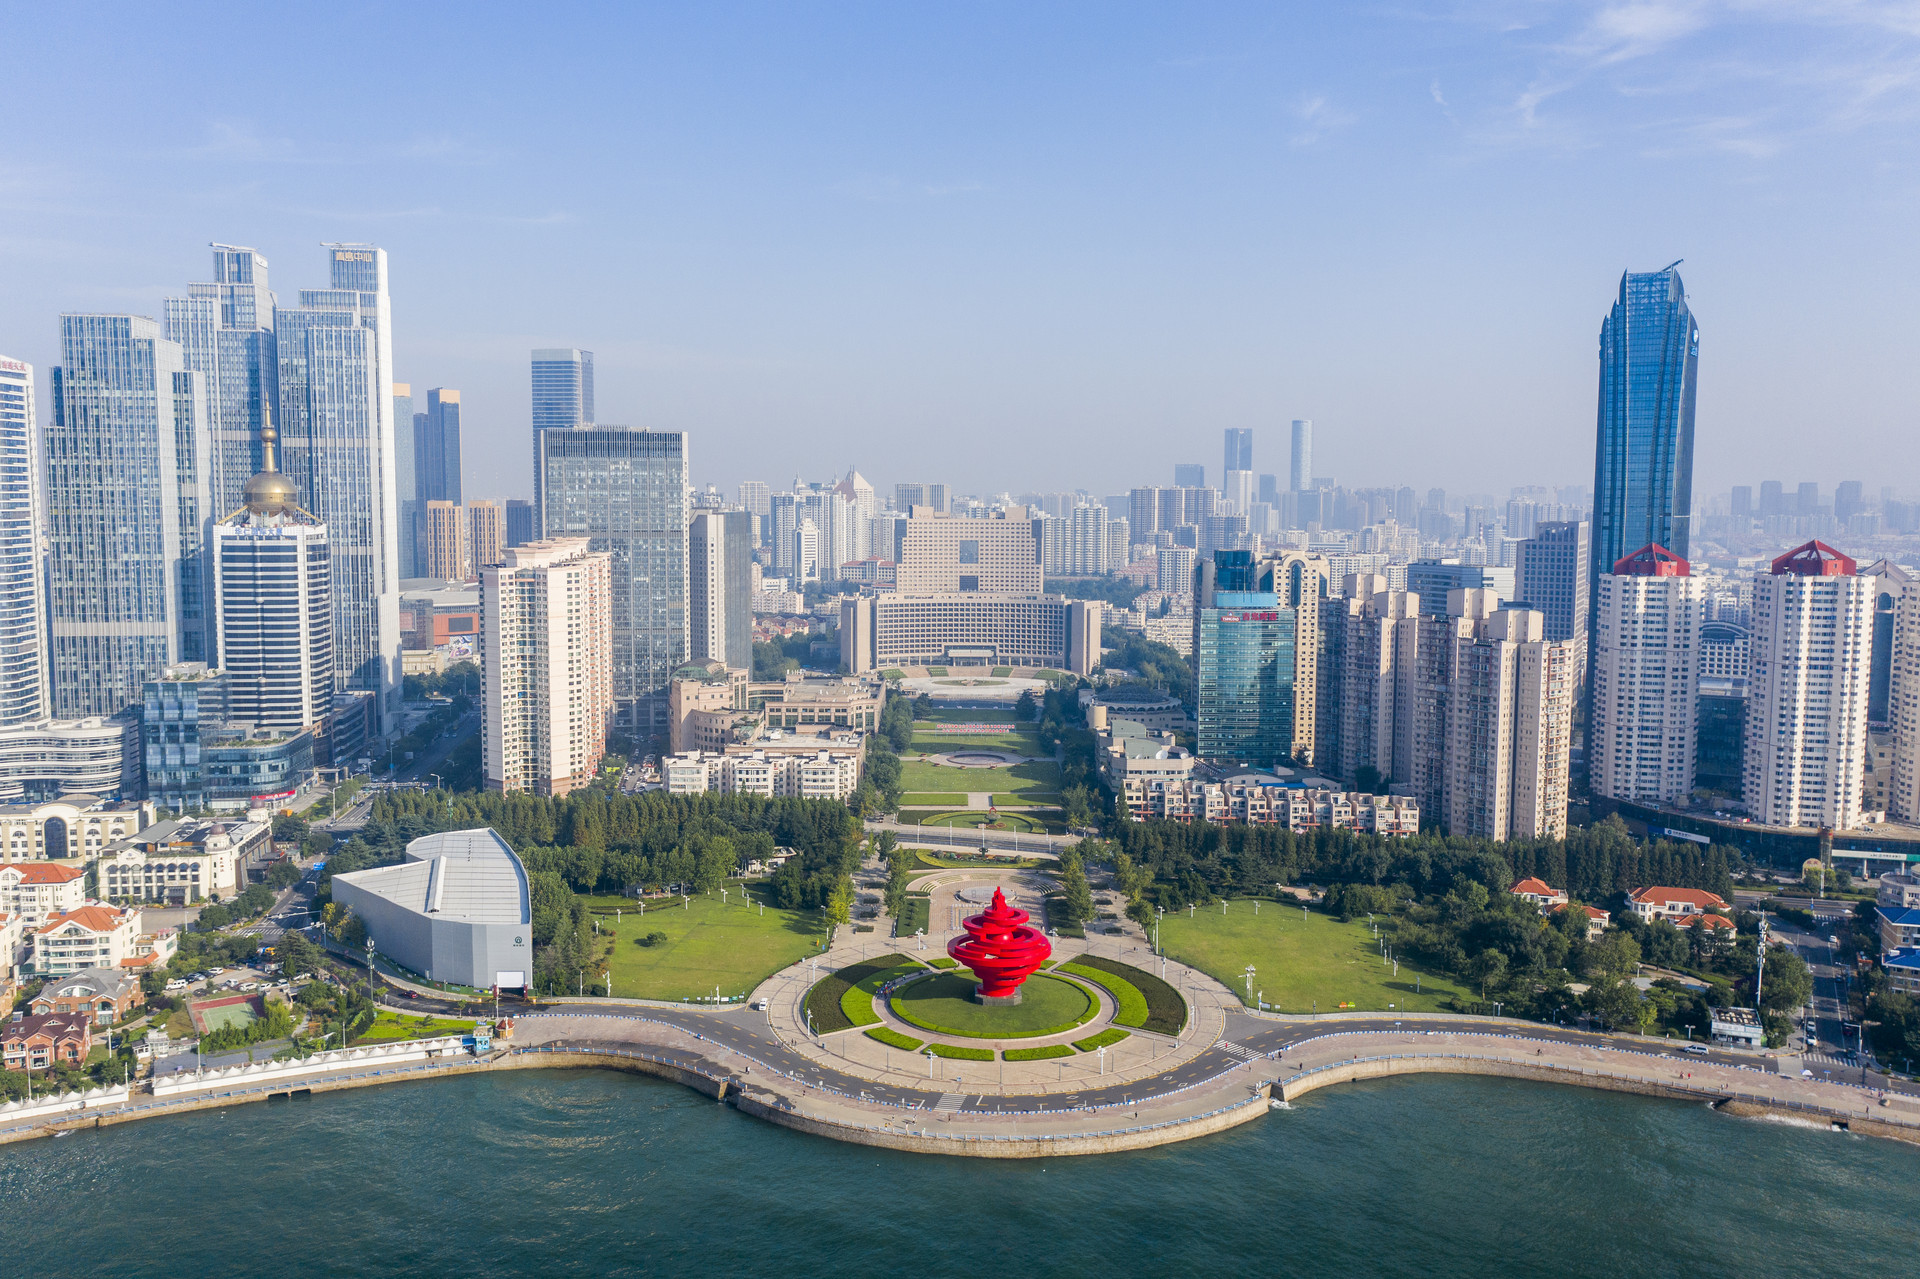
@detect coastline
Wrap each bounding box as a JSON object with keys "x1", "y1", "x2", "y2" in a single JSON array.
[{"x1": 8, "y1": 1018, "x2": 1919, "y2": 1154}]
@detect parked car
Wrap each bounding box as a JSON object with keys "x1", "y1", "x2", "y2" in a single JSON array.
[
  {"x1": 164, "y1": 979, "x2": 187, "y2": 992},
  {"x1": 208, "y1": 966, "x2": 227, "y2": 975},
  {"x1": 1682, "y1": 1043, "x2": 1709, "y2": 1056}
]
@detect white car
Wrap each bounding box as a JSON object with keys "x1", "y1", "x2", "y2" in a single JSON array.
[
  {"x1": 209, "y1": 966, "x2": 227, "y2": 975},
  {"x1": 164, "y1": 979, "x2": 188, "y2": 992},
  {"x1": 239, "y1": 981, "x2": 261, "y2": 991}
]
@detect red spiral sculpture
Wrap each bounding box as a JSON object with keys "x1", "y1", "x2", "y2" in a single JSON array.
[{"x1": 948, "y1": 887, "x2": 1052, "y2": 999}]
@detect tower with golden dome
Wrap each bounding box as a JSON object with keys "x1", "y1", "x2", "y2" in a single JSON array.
[{"x1": 211, "y1": 407, "x2": 334, "y2": 731}]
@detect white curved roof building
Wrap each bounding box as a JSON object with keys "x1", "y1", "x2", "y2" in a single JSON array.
[{"x1": 331, "y1": 827, "x2": 533, "y2": 989}]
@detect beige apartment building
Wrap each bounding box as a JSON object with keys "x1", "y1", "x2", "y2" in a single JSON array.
[{"x1": 482, "y1": 539, "x2": 614, "y2": 796}]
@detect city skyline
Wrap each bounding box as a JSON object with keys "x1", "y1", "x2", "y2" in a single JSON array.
[{"x1": 2, "y1": 6, "x2": 1917, "y2": 502}]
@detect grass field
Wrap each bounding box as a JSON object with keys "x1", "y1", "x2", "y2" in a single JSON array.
[
  {"x1": 1157, "y1": 903, "x2": 1472, "y2": 1013},
  {"x1": 585, "y1": 890, "x2": 826, "y2": 1001},
  {"x1": 892, "y1": 972, "x2": 1095, "y2": 1038},
  {"x1": 357, "y1": 1012, "x2": 478, "y2": 1044},
  {"x1": 922, "y1": 706, "x2": 1019, "y2": 723},
  {"x1": 897, "y1": 757, "x2": 1062, "y2": 797},
  {"x1": 909, "y1": 725, "x2": 1047, "y2": 753},
  {"x1": 910, "y1": 810, "x2": 1053, "y2": 833},
  {"x1": 990, "y1": 666, "x2": 1012, "y2": 677},
  {"x1": 901, "y1": 792, "x2": 969, "y2": 806}
]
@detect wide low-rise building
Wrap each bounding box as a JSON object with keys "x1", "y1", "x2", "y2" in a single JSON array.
[
  {"x1": 665, "y1": 740, "x2": 864, "y2": 801},
  {"x1": 1, "y1": 1011, "x2": 91, "y2": 1073},
  {"x1": 97, "y1": 816, "x2": 265, "y2": 904},
  {"x1": 330, "y1": 828, "x2": 534, "y2": 990},
  {"x1": 31, "y1": 966, "x2": 143, "y2": 1024},
  {"x1": 839, "y1": 592, "x2": 1100, "y2": 676},
  {"x1": 1626, "y1": 886, "x2": 1728, "y2": 924},
  {"x1": 1, "y1": 795, "x2": 154, "y2": 863},
  {"x1": 1124, "y1": 777, "x2": 1418, "y2": 834}
]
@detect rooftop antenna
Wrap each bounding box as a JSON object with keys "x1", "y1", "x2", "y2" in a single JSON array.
[{"x1": 1662, "y1": 258, "x2": 1684, "y2": 272}]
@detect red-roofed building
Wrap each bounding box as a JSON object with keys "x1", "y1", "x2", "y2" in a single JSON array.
[
  {"x1": 28, "y1": 905, "x2": 141, "y2": 977},
  {"x1": 0, "y1": 1010, "x2": 92, "y2": 1073},
  {"x1": 1685, "y1": 912, "x2": 1734, "y2": 933},
  {"x1": 1628, "y1": 886, "x2": 1728, "y2": 924},
  {"x1": 0, "y1": 861, "x2": 89, "y2": 923},
  {"x1": 1611, "y1": 544, "x2": 1690, "y2": 577},
  {"x1": 1510, "y1": 877, "x2": 1568, "y2": 910},
  {"x1": 1770, "y1": 540, "x2": 1856, "y2": 577},
  {"x1": 1552, "y1": 902, "x2": 1611, "y2": 940}
]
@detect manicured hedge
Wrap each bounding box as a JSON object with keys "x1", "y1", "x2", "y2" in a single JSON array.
[
  {"x1": 1073, "y1": 1028, "x2": 1130, "y2": 1052},
  {"x1": 929, "y1": 1043, "x2": 994, "y2": 1061},
  {"x1": 840, "y1": 960, "x2": 927, "y2": 1028},
  {"x1": 1058, "y1": 962, "x2": 1149, "y2": 1027},
  {"x1": 1002, "y1": 1044, "x2": 1073, "y2": 1061},
  {"x1": 896, "y1": 894, "x2": 931, "y2": 936},
  {"x1": 1063, "y1": 955, "x2": 1186, "y2": 1035},
  {"x1": 803, "y1": 953, "x2": 915, "y2": 1034},
  {"x1": 864, "y1": 1026, "x2": 923, "y2": 1051}
]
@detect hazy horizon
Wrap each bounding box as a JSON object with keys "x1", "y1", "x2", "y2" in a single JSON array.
[{"x1": 3, "y1": 3, "x2": 1916, "y2": 507}]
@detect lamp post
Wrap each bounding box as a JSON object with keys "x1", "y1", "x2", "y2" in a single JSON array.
[
  {"x1": 365, "y1": 936, "x2": 376, "y2": 1011},
  {"x1": 1244, "y1": 965, "x2": 1256, "y2": 1003},
  {"x1": 1097, "y1": 1045, "x2": 1107, "y2": 1076},
  {"x1": 604, "y1": 970, "x2": 611, "y2": 998}
]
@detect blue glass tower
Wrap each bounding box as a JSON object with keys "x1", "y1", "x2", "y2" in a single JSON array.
[
  {"x1": 1590, "y1": 264, "x2": 1698, "y2": 658},
  {"x1": 1195, "y1": 590, "x2": 1296, "y2": 767}
]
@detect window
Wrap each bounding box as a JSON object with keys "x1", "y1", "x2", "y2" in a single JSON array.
[{"x1": 958, "y1": 540, "x2": 979, "y2": 565}]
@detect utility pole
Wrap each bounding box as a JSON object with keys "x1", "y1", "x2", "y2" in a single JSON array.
[{"x1": 1754, "y1": 917, "x2": 1768, "y2": 1011}]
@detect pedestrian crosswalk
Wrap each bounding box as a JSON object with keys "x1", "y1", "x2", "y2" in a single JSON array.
[
  {"x1": 1216, "y1": 1040, "x2": 1262, "y2": 1063},
  {"x1": 934, "y1": 1093, "x2": 965, "y2": 1113}
]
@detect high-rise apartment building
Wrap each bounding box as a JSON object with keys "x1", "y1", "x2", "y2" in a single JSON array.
[
  {"x1": 689, "y1": 509, "x2": 754, "y2": 671},
  {"x1": 1589, "y1": 545, "x2": 1702, "y2": 803},
  {"x1": 1514, "y1": 520, "x2": 1591, "y2": 681},
  {"x1": 0, "y1": 357, "x2": 49, "y2": 726},
  {"x1": 1156, "y1": 545, "x2": 1196, "y2": 597},
  {"x1": 1195, "y1": 590, "x2": 1298, "y2": 767},
  {"x1": 421, "y1": 502, "x2": 465, "y2": 580},
  {"x1": 1290, "y1": 419, "x2": 1313, "y2": 493},
  {"x1": 894, "y1": 508, "x2": 1042, "y2": 594},
  {"x1": 211, "y1": 417, "x2": 332, "y2": 732},
  {"x1": 769, "y1": 494, "x2": 799, "y2": 576},
  {"x1": 45, "y1": 315, "x2": 210, "y2": 717},
  {"x1": 1744, "y1": 541, "x2": 1873, "y2": 829},
  {"x1": 1224, "y1": 428, "x2": 1253, "y2": 479},
  {"x1": 1885, "y1": 564, "x2": 1920, "y2": 823},
  {"x1": 738, "y1": 481, "x2": 771, "y2": 521},
  {"x1": 418, "y1": 388, "x2": 463, "y2": 504},
  {"x1": 1591, "y1": 265, "x2": 1698, "y2": 669},
  {"x1": 1129, "y1": 488, "x2": 1162, "y2": 540},
  {"x1": 537, "y1": 426, "x2": 688, "y2": 732},
  {"x1": 467, "y1": 500, "x2": 504, "y2": 574},
  {"x1": 482, "y1": 538, "x2": 613, "y2": 795},
  {"x1": 1444, "y1": 607, "x2": 1573, "y2": 841},
  {"x1": 531, "y1": 349, "x2": 594, "y2": 433},
  {"x1": 1173, "y1": 464, "x2": 1206, "y2": 489},
  {"x1": 1331, "y1": 580, "x2": 1420, "y2": 789},
  {"x1": 793, "y1": 519, "x2": 821, "y2": 582},
  {"x1": 162, "y1": 244, "x2": 277, "y2": 522}
]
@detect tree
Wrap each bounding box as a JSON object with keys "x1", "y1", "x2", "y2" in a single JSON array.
[
  {"x1": 1586, "y1": 930, "x2": 1642, "y2": 980},
  {"x1": 275, "y1": 930, "x2": 321, "y2": 978},
  {"x1": 1759, "y1": 945, "x2": 1813, "y2": 1014},
  {"x1": 198, "y1": 903, "x2": 232, "y2": 931},
  {"x1": 825, "y1": 880, "x2": 852, "y2": 937},
  {"x1": 1586, "y1": 976, "x2": 1644, "y2": 1030},
  {"x1": 266, "y1": 861, "x2": 303, "y2": 890},
  {"x1": 1469, "y1": 949, "x2": 1508, "y2": 1000},
  {"x1": 1057, "y1": 851, "x2": 1095, "y2": 928}
]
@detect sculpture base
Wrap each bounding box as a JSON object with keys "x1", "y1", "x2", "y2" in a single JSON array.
[{"x1": 975, "y1": 989, "x2": 1024, "y2": 1006}]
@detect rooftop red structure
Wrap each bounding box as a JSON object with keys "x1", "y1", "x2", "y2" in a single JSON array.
[
  {"x1": 1770, "y1": 540, "x2": 1856, "y2": 577},
  {"x1": 947, "y1": 887, "x2": 1051, "y2": 999},
  {"x1": 1612, "y1": 543, "x2": 1690, "y2": 576}
]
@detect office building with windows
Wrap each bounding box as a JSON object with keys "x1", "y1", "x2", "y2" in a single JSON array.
[
  {"x1": 1195, "y1": 590, "x2": 1298, "y2": 768},
  {"x1": 689, "y1": 509, "x2": 754, "y2": 671},
  {"x1": 1290, "y1": 419, "x2": 1313, "y2": 493},
  {"x1": 482, "y1": 539, "x2": 614, "y2": 796},
  {"x1": 894, "y1": 507, "x2": 1042, "y2": 594},
  {"x1": 1224, "y1": 427, "x2": 1252, "y2": 480},
  {"x1": 0, "y1": 356, "x2": 49, "y2": 726},
  {"x1": 1514, "y1": 520, "x2": 1590, "y2": 679},
  {"x1": 1744, "y1": 541, "x2": 1873, "y2": 829},
  {"x1": 1590, "y1": 545, "x2": 1702, "y2": 804},
  {"x1": 531, "y1": 349, "x2": 594, "y2": 433},
  {"x1": 1591, "y1": 265, "x2": 1699, "y2": 671},
  {"x1": 45, "y1": 315, "x2": 210, "y2": 716},
  {"x1": 212, "y1": 421, "x2": 332, "y2": 733},
  {"x1": 276, "y1": 246, "x2": 401, "y2": 729},
  {"x1": 162, "y1": 244, "x2": 278, "y2": 523},
  {"x1": 537, "y1": 426, "x2": 688, "y2": 731},
  {"x1": 418, "y1": 387, "x2": 463, "y2": 505}
]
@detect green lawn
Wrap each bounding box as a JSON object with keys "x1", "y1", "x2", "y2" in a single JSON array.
[
  {"x1": 1157, "y1": 903, "x2": 1472, "y2": 1014},
  {"x1": 897, "y1": 757, "x2": 1062, "y2": 797},
  {"x1": 914, "y1": 850, "x2": 1049, "y2": 870},
  {"x1": 909, "y1": 724, "x2": 1047, "y2": 753},
  {"x1": 891, "y1": 972, "x2": 1096, "y2": 1038},
  {"x1": 912, "y1": 810, "x2": 1054, "y2": 833},
  {"x1": 990, "y1": 666, "x2": 1013, "y2": 677},
  {"x1": 991, "y1": 792, "x2": 1061, "y2": 807},
  {"x1": 920, "y1": 707, "x2": 1018, "y2": 723},
  {"x1": 357, "y1": 1011, "x2": 478, "y2": 1044},
  {"x1": 900, "y1": 792, "x2": 969, "y2": 806},
  {"x1": 590, "y1": 890, "x2": 826, "y2": 1001}
]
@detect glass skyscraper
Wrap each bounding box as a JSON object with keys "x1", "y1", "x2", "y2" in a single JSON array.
[
  {"x1": 45, "y1": 315, "x2": 210, "y2": 717},
  {"x1": 1195, "y1": 589, "x2": 1297, "y2": 767},
  {"x1": 1591, "y1": 264, "x2": 1698, "y2": 655},
  {"x1": 163, "y1": 244, "x2": 278, "y2": 522},
  {"x1": 1223, "y1": 427, "x2": 1252, "y2": 477},
  {"x1": 420, "y1": 388, "x2": 463, "y2": 503},
  {"x1": 532, "y1": 349, "x2": 594, "y2": 432},
  {"x1": 538, "y1": 425, "x2": 687, "y2": 731},
  {"x1": 0, "y1": 356, "x2": 49, "y2": 726}
]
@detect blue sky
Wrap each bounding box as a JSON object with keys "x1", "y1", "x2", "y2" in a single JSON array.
[{"x1": 3, "y1": 2, "x2": 1917, "y2": 505}]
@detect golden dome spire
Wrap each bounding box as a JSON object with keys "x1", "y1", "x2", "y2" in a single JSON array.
[{"x1": 243, "y1": 401, "x2": 298, "y2": 515}]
